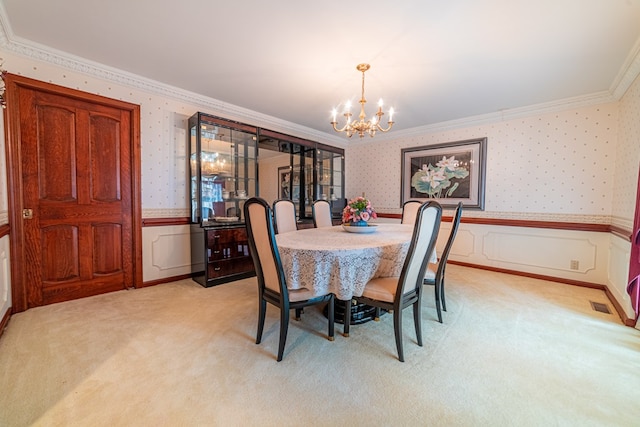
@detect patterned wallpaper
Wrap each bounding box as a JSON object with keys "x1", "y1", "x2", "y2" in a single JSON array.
[
  {"x1": 0, "y1": 51, "x2": 199, "y2": 219},
  {"x1": 346, "y1": 102, "x2": 625, "y2": 224},
  {"x1": 612, "y1": 74, "x2": 640, "y2": 230},
  {"x1": 0, "y1": 109, "x2": 7, "y2": 225},
  {"x1": 0, "y1": 48, "x2": 638, "y2": 227}
]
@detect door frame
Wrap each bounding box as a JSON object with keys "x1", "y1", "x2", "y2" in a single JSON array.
[{"x1": 3, "y1": 73, "x2": 142, "y2": 313}]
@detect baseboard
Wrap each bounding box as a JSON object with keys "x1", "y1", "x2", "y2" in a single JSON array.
[
  {"x1": 449, "y1": 260, "x2": 634, "y2": 326},
  {"x1": 140, "y1": 273, "x2": 194, "y2": 288},
  {"x1": 0, "y1": 308, "x2": 11, "y2": 340}
]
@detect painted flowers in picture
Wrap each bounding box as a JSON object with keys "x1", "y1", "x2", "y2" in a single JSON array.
[{"x1": 410, "y1": 155, "x2": 470, "y2": 198}]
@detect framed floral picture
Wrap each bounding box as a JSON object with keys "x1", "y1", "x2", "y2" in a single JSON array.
[{"x1": 400, "y1": 138, "x2": 487, "y2": 210}]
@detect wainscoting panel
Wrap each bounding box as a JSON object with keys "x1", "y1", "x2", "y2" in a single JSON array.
[
  {"x1": 449, "y1": 224, "x2": 610, "y2": 284},
  {"x1": 484, "y1": 231, "x2": 597, "y2": 273},
  {"x1": 607, "y1": 234, "x2": 633, "y2": 319},
  {"x1": 141, "y1": 221, "x2": 626, "y2": 316},
  {"x1": 142, "y1": 225, "x2": 194, "y2": 282},
  {"x1": 0, "y1": 235, "x2": 11, "y2": 321},
  {"x1": 444, "y1": 228, "x2": 475, "y2": 258}
]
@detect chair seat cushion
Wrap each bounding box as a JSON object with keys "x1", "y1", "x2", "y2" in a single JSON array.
[
  {"x1": 288, "y1": 287, "x2": 317, "y2": 302},
  {"x1": 362, "y1": 277, "x2": 399, "y2": 303}
]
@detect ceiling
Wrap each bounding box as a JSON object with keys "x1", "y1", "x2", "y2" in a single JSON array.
[{"x1": 2, "y1": 0, "x2": 640, "y2": 140}]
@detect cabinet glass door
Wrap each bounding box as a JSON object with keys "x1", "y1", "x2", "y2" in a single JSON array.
[
  {"x1": 290, "y1": 144, "x2": 315, "y2": 220},
  {"x1": 189, "y1": 113, "x2": 257, "y2": 224},
  {"x1": 315, "y1": 146, "x2": 345, "y2": 219}
]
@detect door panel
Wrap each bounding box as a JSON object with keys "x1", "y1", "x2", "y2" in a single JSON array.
[
  {"x1": 93, "y1": 223, "x2": 123, "y2": 275},
  {"x1": 37, "y1": 105, "x2": 77, "y2": 202},
  {"x1": 90, "y1": 114, "x2": 121, "y2": 202},
  {"x1": 4, "y1": 73, "x2": 141, "y2": 311},
  {"x1": 41, "y1": 225, "x2": 79, "y2": 282}
]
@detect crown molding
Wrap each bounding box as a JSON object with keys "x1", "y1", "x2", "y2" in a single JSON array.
[
  {"x1": 350, "y1": 89, "x2": 618, "y2": 145},
  {"x1": 0, "y1": 2, "x2": 637, "y2": 147},
  {"x1": 610, "y1": 35, "x2": 640, "y2": 99},
  {"x1": 0, "y1": 3, "x2": 344, "y2": 146}
]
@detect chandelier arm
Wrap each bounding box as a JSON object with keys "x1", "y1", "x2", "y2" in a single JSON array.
[
  {"x1": 331, "y1": 112, "x2": 354, "y2": 132},
  {"x1": 375, "y1": 120, "x2": 394, "y2": 133},
  {"x1": 332, "y1": 122, "x2": 351, "y2": 133}
]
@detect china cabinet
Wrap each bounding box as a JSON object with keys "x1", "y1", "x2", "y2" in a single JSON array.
[
  {"x1": 189, "y1": 112, "x2": 257, "y2": 287},
  {"x1": 189, "y1": 112, "x2": 345, "y2": 287}
]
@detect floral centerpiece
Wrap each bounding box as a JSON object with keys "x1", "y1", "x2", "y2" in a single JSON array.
[{"x1": 342, "y1": 196, "x2": 377, "y2": 226}]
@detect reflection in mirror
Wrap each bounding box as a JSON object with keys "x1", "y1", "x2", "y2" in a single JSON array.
[
  {"x1": 258, "y1": 135, "x2": 345, "y2": 223},
  {"x1": 258, "y1": 137, "x2": 291, "y2": 206}
]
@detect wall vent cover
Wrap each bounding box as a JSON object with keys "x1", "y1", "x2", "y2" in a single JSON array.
[{"x1": 590, "y1": 301, "x2": 611, "y2": 314}]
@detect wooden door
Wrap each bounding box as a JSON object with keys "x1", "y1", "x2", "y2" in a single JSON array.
[{"x1": 4, "y1": 74, "x2": 141, "y2": 312}]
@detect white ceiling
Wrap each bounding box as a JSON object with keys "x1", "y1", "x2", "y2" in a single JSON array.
[{"x1": 2, "y1": 0, "x2": 640, "y2": 139}]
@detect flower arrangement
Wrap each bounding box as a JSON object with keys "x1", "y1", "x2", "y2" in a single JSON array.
[
  {"x1": 342, "y1": 196, "x2": 377, "y2": 225},
  {"x1": 410, "y1": 155, "x2": 469, "y2": 198}
]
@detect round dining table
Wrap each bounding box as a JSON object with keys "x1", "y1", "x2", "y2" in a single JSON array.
[
  {"x1": 275, "y1": 223, "x2": 437, "y2": 333},
  {"x1": 276, "y1": 224, "x2": 419, "y2": 298},
  {"x1": 276, "y1": 224, "x2": 413, "y2": 300}
]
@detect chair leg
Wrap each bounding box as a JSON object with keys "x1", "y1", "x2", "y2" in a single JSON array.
[
  {"x1": 277, "y1": 306, "x2": 290, "y2": 362},
  {"x1": 374, "y1": 307, "x2": 381, "y2": 321},
  {"x1": 441, "y1": 279, "x2": 447, "y2": 312},
  {"x1": 295, "y1": 308, "x2": 302, "y2": 321},
  {"x1": 393, "y1": 307, "x2": 404, "y2": 362},
  {"x1": 343, "y1": 299, "x2": 351, "y2": 337},
  {"x1": 328, "y1": 296, "x2": 335, "y2": 341},
  {"x1": 434, "y1": 279, "x2": 443, "y2": 323},
  {"x1": 413, "y1": 300, "x2": 423, "y2": 347},
  {"x1": 256, "y1": 299, "x2": 266, "y2": 344}
]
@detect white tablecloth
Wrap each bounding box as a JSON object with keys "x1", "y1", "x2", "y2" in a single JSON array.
[{"x1": 275, "y1": 223, "x2": 436, "y2": 300}]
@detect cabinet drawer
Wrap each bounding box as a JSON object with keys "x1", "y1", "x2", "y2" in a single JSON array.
[
  {"x1": 208, "y1": 242, "x2": 250, "y2": 261},
  {"x1": 206, "y1": 227, "x2": 248, "y2": 246},
  {"x1": 208, "y1": 257, "x2": 254, "y2": 278}
]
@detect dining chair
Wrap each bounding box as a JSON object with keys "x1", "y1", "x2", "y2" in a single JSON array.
[
  {"x1": 244, "y1": 197, "x2": 335, "y2": 362},
  {"x1": 401, "y1": 200, "x2": 422, "y2": 225},
  {"x1": 424, "y1": 202, "x2": 463, "y2": 323},
  {"x1": 272, "y1": 199, "x2": 297, "y2": 234},
  {"x1": 346, "y1": 201, "x2": 442, "y2": 362},
  {"x1": 312, "y1": 200, "x2": 333, "y2": 228}
]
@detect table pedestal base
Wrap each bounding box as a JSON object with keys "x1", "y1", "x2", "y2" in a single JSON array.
[{"x1": 323, "y1": 299, "x2": 383, "y2": 324}]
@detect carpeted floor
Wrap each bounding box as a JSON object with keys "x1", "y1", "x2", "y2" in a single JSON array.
[{"x1": 1, "y1": 264, "x2": 639, "y2": 426}]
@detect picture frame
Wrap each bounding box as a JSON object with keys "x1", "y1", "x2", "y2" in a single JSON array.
[
  {"x1": 278, "y1": 166, "x2": 300, "y2": 200},
  {"x1": 400, "y1": 137, "x2": 487, "y2": 210}
]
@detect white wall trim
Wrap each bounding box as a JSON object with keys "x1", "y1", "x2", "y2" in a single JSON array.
[
  {"x1": 0, "y1": 1, "x2": 638, "y2": 148},
  {"x1": 0, "y1": 2, "x2": 344, "y2": 147},
  {"x1": 142, "y1": 209, "x2": 190, "y2": 219}
]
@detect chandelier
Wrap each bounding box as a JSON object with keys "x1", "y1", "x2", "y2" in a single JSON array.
[{"x1": 331, "y1": 63, "x2": 394, "y2": 138}]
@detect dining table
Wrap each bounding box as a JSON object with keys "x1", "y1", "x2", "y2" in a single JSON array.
[{"x1": 275, "y1": 223, "x2": 437, "y2": 335}]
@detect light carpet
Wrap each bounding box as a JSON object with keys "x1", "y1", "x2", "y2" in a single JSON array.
[{"x1": 1, "y1": 265, "x2": 639, "y2": 426}]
